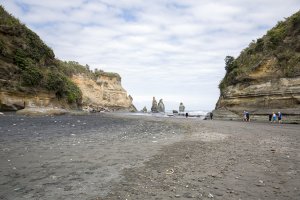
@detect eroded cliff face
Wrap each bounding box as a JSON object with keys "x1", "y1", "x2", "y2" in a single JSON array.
[
  {"x1": 215, "y1": 58, "x2": 300, "y2": 122},
  {"x1": 71, "y1": 74, "x2": 136, "y2": 112},
  {"x1": 215, "y1": 11, "x2": 300, "y2": 123},
  {"x1": 0, "y1": 91, "x2": 62, "y2": 111}
]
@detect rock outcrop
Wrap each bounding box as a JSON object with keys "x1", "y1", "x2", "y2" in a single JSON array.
[
  {"x1": 151, "y1": 97, "x2": 158, "y2": 113},
  {"x1": 71, "y1": 74, "x2": 136, "y2": 112},
  {"x1": 214, "y1": 11, "x2": 300, "y2": 123},
  {"x1": 0, "y1": 91, "x2": 61, "y2": 111},
  {"x1": 0, "y1": 6, "x2": 136, "y2": 113},
  {"x1": 141, "y1": 106, "x2": 147, "y2": 113},
  {"x1": 158, "y1": 99, "x2": 165, "y2": 112},
  {"x1": 179, "y1": 102, "x2": 185, "y2": 112}
]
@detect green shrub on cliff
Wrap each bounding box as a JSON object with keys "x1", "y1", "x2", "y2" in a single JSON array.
[
  {"x1": 0, "y1": 6, "x2": 83, "y2": 105},
  {"x1": 46, "y1": 71, "x2": 81, "y2": 103},
  {"x1": 219, "y1": 10, "x2": 300, "y2": 94},
  {"x1": 21, "y1": 66, "x2": 43, "y2": 86}
]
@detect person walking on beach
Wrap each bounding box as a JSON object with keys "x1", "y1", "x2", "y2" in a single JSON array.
[
  {"x1": 278, "y1": 112, "x2": 282, "y2": 123},
  {"x1": 210, "y1": 112, "x2": 213, "y2": 120},
  {"x1": 185, "y1": 112, "x2": 188, "y2": 118},
  {"x1": 272, "y1": 112, "x2": 277, "y2": 123},
  {"x1": 246, "y1": 111, "x2": 250, "y2": 122},
  {"x1": 269, "y1": 113, "x2": 272, "y2": 122},
  {"x1": 243, "y1": 111, "x2": 247, "y2": 121}
]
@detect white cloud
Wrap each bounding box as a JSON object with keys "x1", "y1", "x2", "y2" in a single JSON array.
[{"x1": 1, "y1": 0, "x2": 300, "y2": 110}]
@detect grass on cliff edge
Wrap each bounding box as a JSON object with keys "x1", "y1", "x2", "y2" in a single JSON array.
[{"x1": 219, "y1": 10, "x2": 300, "y2": 94}]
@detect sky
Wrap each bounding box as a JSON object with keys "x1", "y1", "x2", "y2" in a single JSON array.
[{"x1": 1, "y1": 0, "x2": 300, "y2": 111}]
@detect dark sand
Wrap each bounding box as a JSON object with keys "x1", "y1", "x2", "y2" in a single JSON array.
[{"x1": 0, "y1": 113, "x2": 299, "y2": 200}]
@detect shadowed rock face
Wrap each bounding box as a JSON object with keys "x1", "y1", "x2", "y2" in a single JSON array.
[{"x1": 215, "y1": 11, "x2": 300, "y2": 123}]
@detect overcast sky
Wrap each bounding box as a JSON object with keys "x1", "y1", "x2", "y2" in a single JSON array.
[{"x1": 1, "y1": 0, "x2": 300, "y2": 111}]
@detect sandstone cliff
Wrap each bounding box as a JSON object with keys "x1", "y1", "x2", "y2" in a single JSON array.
[
  {"x1": 215, "y1": 11, "x2": 300, "y2": 123},
  {"x1": 72, "y1": 73, "x2": 136, "y2": 112},
  {"x1": 0, "y1": 6, "x2": 136, "y2": 112}
]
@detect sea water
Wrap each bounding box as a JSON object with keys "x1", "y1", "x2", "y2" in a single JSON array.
[{"x1": 126, "y1": 110, "x2": 209, "y2": 119}]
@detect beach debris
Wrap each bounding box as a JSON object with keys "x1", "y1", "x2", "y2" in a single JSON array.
[
  {"x1": 0, "y1": 112, "x2": 4, "y2": 115},
  {"x1": 255, "y1": 180, "x2": 265, "y2": 187},
  {"x1": 152, "y1": 141, "x2": 157, "y2": 143},
  {"x1": 71, "y1": 134, "x2": 76, "y2": 136},
  {"x1": 175, "y1": 194, "x2": 181, "y2": 198},
  {"x1": 208, "y1": 193, "x2": 214, "y2": 198},
  {"x1": 166, "y1": 168, "x2": 174, "y2": 175}
]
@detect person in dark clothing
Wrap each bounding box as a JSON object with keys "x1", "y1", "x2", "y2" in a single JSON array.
[
  {"x1": 278, "y1": 112, "x2": 282, "y2": 123},
  {"x1": 246, "y1": 112, "x2": 250, "y2": 122},
  {"x1": 210, "y1": 112, "x2": 213, "y2": 120},
  {"x1": 269, "y1": 114, "x2": 272, "y2": 122},
  {"x1": 185, "y1": 112, "x2": 188, "y2": 118}
]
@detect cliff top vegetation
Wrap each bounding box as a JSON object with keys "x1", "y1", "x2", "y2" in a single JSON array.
[{"x1": 219, "y1": 10, "x2": 300, "y2": 94}]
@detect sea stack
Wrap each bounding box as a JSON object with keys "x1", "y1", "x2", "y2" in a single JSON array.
[
  {"x1": 151, "y1": 97, "x2": 158, "y2": 113},
  {"x1": 142, "y1": 106, "x2": 147, "y2": 113},
  {"x1": 179, "y1": 102, "x2": 185, "y2": 112},
  {"x1": 158, "y1": 99, "x2": 165, "y2": 112}
]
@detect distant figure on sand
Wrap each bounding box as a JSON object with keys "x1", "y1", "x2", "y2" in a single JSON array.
[
  {"x1": 185, "y1": 113, "x2": 188, "y2": 118},
  {"x1": 269, "y1": 113, "x2": 272, "y2": 122},
  {"x1": 272, "y1": 112, "x2": 277, "y2": 123},
  {"x1": 210, "y1": 112, "x2": 213, "y2": 120},
  {"x1": 246, "y1": 111, "x2": 250, "y2": 122},
  {"x1": 243, "y1": 111, "x2": 247, "y2": 121},
  {"x1": 278, "y1": 112, "x2": 282, "y2": 123}
]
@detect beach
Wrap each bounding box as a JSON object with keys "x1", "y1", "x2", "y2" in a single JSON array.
[{"x1": 0, "y1": 113, "x2": 299, "y2": 200}]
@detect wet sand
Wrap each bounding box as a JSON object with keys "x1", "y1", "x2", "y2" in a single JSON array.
[{"x1": 0, "y1": 113, "x2": 299, "y2": 200}]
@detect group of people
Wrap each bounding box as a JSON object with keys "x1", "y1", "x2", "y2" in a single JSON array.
[
  {"x1": 269, "y1": 112, "x2": 282, "y2": 123},
  {"x1": 243, "y1": 111, "x2": 283, "y2": 123}
]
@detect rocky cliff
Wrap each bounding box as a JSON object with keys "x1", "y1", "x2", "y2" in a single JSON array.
[
  {"x1": 215, "y1": 11, "x2": 300, "y2": 123},
  {"x1": 0, "y1": 6, "x2": 136, "y2": 112},
  {"x1": 72, "y1": 73, "x2": 136, "y2": 112}
]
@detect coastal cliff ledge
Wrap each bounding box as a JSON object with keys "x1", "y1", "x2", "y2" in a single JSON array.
[
  {"x1": 71, "y1": 74, "x2": 136, "y2": 112},
  {"x1": 214, "y1": 11, "x2": 300, "y2": 123}
]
